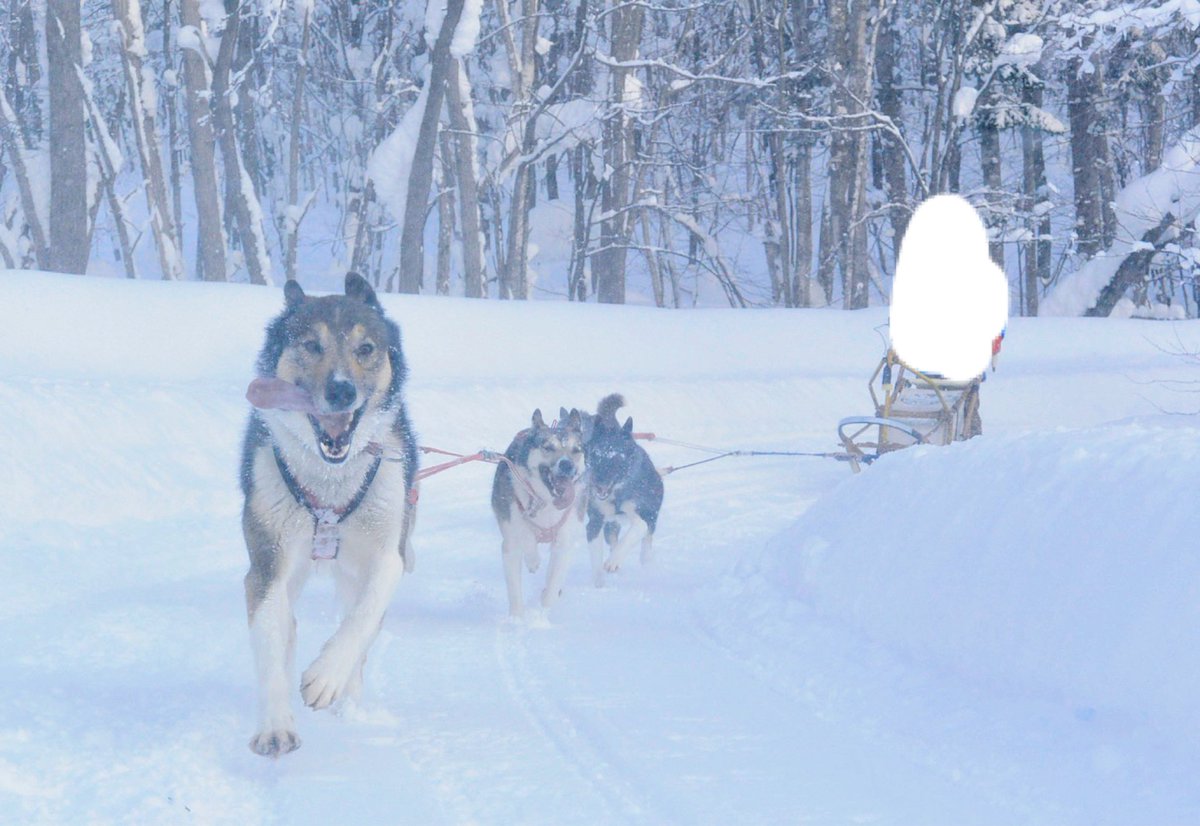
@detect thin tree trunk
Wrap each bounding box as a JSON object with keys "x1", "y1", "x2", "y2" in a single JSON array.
[
  {"x1": 875, "y1": 6, "x2": 908, "y2": 268},
  {"x1": 436, "y1": 131, "x2": 456, "y2": 296},
  {"x1": 1068, "y1": 53, "x2": 1108, "y2": 258},
  {"x1": 212, "y1": 0, "x2": 270, "y2": 285},
  {"x1": 113, "y1": 0, "x2": 184, "y2": 280},
  {"x1": 284, "y1": 5, "x2": 312, "y2": 281},
  {"x1": 180, "y1": 0, "x2": 226, "y2": 281},
  {"x1": 396, "y1": 0, "x2": 467, "y2": 294},
  {"x1": 6, "y1": 0, "x2": 41, "y2": 149},
  {"x1": 1021, "y1": 79, "x2": 1049, "y2": 316},
  {"x1": 0, "y1": 89, "x2": 49, "y2": 268},
  {"x1": 828, "y1": 0, "x2": 879, "y2": 308},
  {"x1": 445, "y1": 58, "x2": 485, "y2": 298},
  {"x1": 47, "y1": 0, "x2": 89, "y2": 273},
  {"x1": 162, "y1": 0, "x2": 183, "y2": 239},
  {"x1": 979, "y1": 90, "x2": 1004, "y2": 270},
  {"x1": 594, "y1": 0, "x2": 645, "y2": 305}
]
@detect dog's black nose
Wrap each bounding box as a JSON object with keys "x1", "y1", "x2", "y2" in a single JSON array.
[
  {"x1": 556, "y1": 457, "x2": 574, "y2": 476},
  {"x1": 324, "y1": 378, "x2": 357, "y2": 411}
]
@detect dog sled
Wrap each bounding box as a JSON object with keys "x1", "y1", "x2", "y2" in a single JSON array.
[{"x1": 834, "y1": 343, "x2": 995, "y2": 473}]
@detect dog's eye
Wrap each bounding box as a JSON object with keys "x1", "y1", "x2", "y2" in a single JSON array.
[
  {"x1": 303, "y1": 340, "x2": 323, "y2": 356},
  {"x1": 355, "y1": 342, "x2": 376, "y2": 359}
]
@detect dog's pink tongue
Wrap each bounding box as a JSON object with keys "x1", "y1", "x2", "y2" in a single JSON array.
[
  {"x1": 316, "y1": 412, "x2": 353, "y2": 439},
  {"x1": 246, "y1": 377, "x2": 317, "y2": 413}
]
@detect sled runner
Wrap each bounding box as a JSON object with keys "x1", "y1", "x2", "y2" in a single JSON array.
[{"x1": 835, "y1": 345, "x2": 991, "y2": 472}]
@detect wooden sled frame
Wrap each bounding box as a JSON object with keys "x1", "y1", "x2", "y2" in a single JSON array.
[{"x1": 836, "y1": 349, "x2": 982, "y2": 472}]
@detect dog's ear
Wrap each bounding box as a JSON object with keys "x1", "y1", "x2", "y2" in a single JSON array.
[
  {"x1": 580, "y1": 412, "x2": 595, "y2": 444},
  {"x1": 622, "y1": 416, "x2": 634, "y2": 437},
  {"x1": 284, "y1": 279, "x2": 306, "y2": 308},
  {"x1": 345, "y1": 272, "x2": 381, "y2": 309},
  {"x1": 559, "y1": 406, "x2": 570, "y2": 422},
  {"x1": 531, "y1": 408, "x2": 546, "y2": 430},
  {"x1": 566, "y1": 408, "x2": 582, "y2": 431}
]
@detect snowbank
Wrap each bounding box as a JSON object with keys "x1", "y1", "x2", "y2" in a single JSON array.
[{"x1": 757, "y1": 420, "x2": 1200, "y2": 740}]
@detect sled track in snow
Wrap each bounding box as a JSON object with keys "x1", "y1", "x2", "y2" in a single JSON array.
[{"x1": 494, "y1": 623, "x2": 669, "y2": 824}]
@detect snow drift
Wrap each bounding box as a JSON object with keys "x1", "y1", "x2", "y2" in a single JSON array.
[{"x1": 756, "y1": 421, "x2": 1200, "y2": 739}]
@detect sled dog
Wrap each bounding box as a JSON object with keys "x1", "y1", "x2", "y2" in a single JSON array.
[
  {"x1": 240, "y1": 273, "x2": 417, "y2": 757},
  {"x1": 582, "y1": 394, "x2": 664, "y2": 586},
  {"x1": 491, "y1": 409, "x2": 587, "y2": 617}
]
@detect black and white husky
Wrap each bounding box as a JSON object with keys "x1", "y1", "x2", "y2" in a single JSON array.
[
  {"x1": 240, "y1": 273, "x2": 417, "y2": 757},
  {"x1": 582, "y1": 394, "x2": 664, "y2": 586},
  {"x1": 491, "y1": 409, "x2": 587, "y2": 617}
]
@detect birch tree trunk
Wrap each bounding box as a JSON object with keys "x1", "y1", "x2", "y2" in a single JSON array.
[
  {"x1": 113, "y1": 0, "x2": 184, "y2": 280},
  {"x1": 827, "y1": 0, "x2": 879, "y2": 309},
  {"x1": 212, "y1": 0, "x2": 270, "y2": 285},
  {"x1": 180, "y1": 0, "x2": 226, "y2": 281},
  {"x1": 445, "y1": 58, "x2": 486, "y2": 298},
  {"x1": 47, "y1": 0, "x2": 90, "y2": 274},
  {"x1": 492, "y1": 0, "x2": 538, "y2": 299}
]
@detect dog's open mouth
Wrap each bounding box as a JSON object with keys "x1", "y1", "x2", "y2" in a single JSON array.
[
  {"x1": 539, "y1": 466, "x2": 577, "y2": 508},
  {"x1": 308, "y1": 406, "x2": 365, "y2": 464}
]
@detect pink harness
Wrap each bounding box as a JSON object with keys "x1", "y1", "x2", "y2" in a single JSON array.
[{"x1": 514, "y1": 476, "x2": 578, "y2": 544}]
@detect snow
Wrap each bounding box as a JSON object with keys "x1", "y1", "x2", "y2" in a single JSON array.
[
  {"x1": 995, "y1": 32, "x2": 1043, "y2": 68},
  {"x1": 3, "y1": 270, "x2": 1200, "y2": 823},
  {"x1": 952, "y1": 85, "x2": 978, "y2": 119},
  {"x1": 450, "y1": 0, "x2": 483, "y2": 58}
]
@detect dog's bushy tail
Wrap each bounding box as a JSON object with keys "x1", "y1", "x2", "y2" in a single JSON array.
[{"x1": 596, "y1": 393, "x2": 625, "y2": 426}]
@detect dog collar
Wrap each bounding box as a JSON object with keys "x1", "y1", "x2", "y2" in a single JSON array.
[{"x1": 273, "y1": 446, "x2": 382, "y2": 560}]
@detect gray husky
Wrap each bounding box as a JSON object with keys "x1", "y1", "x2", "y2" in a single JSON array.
[
  {"x1": 240, "y1": 273, "x2": 417, "y2": 757},
  {"x1": 582, "y1": 394, "x2": 664, "y2": 586},
  {"x1": 491, "y1": 409, "x2": 587, "y2": 617}
]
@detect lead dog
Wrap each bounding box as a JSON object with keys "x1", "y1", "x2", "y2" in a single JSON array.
[
  {"x1": 240, "y1": 273, "x2": 417, "y2": 757},
  {"x1": 491, "y1": 409, "x2": 587, "y2": 617},
  {"x1": 582, "y1": 394, "x2": 664, "y2": 586}
]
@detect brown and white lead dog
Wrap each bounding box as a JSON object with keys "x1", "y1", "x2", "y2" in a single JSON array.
[{"x1": 240, "y1": 273, "x2": 417, "y2": 757}]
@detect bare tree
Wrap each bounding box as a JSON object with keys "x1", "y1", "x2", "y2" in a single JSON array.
[
  {"x1": 593, "y1": 0, "x2": 645, "y2": 304},
  {"x1": 827, "y1": 0, "x2": 881, "y2": 308},
  {"x1": 113, "y1": 0, "x2": 184, "y2": 279},
  {"x1": 446, "y1": 57, "x2": 486, "y2": 297},
  {"x1": 211, "y1": 0, "x2": 271, "y2": 285},
  {"x1": 180, "y1": 0, "x2": 227, "y2": 281},
  {"x1": 395, "y1": 0, "x2": 467, "y2": 294},
  {"x1": 46, "y1": 0, "x2": 89, "y2": 273}
]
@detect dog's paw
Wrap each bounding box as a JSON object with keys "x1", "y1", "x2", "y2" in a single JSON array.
[
  {"x1": 301, "y1": 651, "x2": 356, "y2": 710},
  {"x1": 249, "y1": 728, "x2": 301, "y2": 758},
  {"x1": 604, "y1": 559, "x2": 622, "y2": 573}
]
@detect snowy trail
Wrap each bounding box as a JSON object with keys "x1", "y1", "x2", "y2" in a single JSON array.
[{"x1": 4, "y1": 273, "x2": 1200, "y2": 824}]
